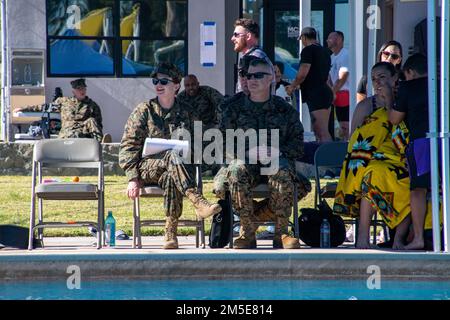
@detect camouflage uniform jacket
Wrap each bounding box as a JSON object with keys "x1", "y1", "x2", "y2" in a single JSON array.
[
  {"x1": 219, "y1": 94, "x2": 304, "y2": 170},
  {"x1": 177, "y1": 86, "x2": 224, "y2": 127},
  {"x1": 119, "y1": 97, "x2": 193, "y2": 181},
  {"x1": 21, "y1": 96, "x2": 103, "y2": 139}
]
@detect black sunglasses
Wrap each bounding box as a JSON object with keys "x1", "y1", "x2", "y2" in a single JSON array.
[
  {"x1": 245, "y1": 72, "x2": 270, "y2": 80},
  {"x1": 238, "y1": 69, "x2": 247, "y2": 77},
  {"x1": 152, "y1": 78, "x2": 173, "y2": 86},
  {"x1": 232, "y1": 32, "x2": 246, "y2": 38}
]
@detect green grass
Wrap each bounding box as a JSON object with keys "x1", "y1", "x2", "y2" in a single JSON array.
[{"x1": 0, "y1": 175, "x2": 326, "y2": 237}]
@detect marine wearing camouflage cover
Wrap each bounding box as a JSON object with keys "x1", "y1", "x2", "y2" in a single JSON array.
[
  {"x1": 119, "y1": 97, "x2": 197, "y2": 218},
  {"x1": 20, "y1": 96, "x2": 103, "y2": 141}
]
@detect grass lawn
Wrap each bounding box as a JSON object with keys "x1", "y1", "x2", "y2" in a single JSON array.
[{"x1": 0, "y1": 175, "x2": 325, "y2": 237}]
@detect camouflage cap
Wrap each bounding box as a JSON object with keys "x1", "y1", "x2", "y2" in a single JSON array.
[
  {"x1": 70, "y1": 78, "x2": 87, "y2": 89},
  {"x1": 150, "y1": 62, "x2": 183, "y2": 84}
]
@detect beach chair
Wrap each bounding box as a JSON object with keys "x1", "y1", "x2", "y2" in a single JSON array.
[
  {"x1": 132, "y1": 166, "x2": 206, "y2": 249},
  {"x1": 28, "y1": 139, "x2": 104, "y2": 250}
]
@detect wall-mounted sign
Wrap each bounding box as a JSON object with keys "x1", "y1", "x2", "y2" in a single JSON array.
[
  {"x1": 287, "y1": 26, "x2": 300, "y2": 39},
  {"x1": 200, "y1": 21, "x2": 216, "y2": 67}
]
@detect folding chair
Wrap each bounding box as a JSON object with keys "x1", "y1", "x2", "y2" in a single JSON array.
[
  {"x1": 314, "y1": 141, "x2": 388, "y2": 245},
  {"x1": 132, "y1": 166, "x2": 206, "y2": 249},
  {"x1": 28, "y1": 139, "x2": 104, "y2": 250},
  {"x1": 228, "y1": 164, "x2": 302, "y2": 248}
]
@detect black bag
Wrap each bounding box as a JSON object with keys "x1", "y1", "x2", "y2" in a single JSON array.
[
  {"x1": 298, "y1": 201, "x2": 346, "y2": 248},
  {"x1": 0, "y1": 225, "x2": 39, "y2": 249},
  {"x1": 209, "y1": 198, "x2": 232, "y2": 248}
]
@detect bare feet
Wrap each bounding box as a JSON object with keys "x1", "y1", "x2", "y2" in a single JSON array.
[
  {"x1": 356, "y1": 239, "x2": 372, "y2": 249},
  {"x1": 404, "y1": 238, "x2": 425, "y2": 250},
  {"x1": 392, "y1": 240, "x2": 405, "y2": 250}
]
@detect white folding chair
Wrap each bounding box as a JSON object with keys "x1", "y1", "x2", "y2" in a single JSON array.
[{"x1": 28, "y1": 139, "x2": 104, "y2": 250}]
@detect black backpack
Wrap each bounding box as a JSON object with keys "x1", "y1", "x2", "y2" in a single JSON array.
[
  {"x1": 298, "y1": 201, "x2": 346, "y2": 248},
  {"x1": 209, "y1": 198, "x2": 232, "y2": 248}
]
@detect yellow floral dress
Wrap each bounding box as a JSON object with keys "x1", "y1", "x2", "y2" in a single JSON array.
[{"x1": 333, "y1": 107, "x2": 412, "y2": 229}]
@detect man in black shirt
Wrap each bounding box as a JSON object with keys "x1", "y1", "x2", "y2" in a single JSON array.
[{"x1": 286, "y1": 27, "x2": 333, "y2": 142}]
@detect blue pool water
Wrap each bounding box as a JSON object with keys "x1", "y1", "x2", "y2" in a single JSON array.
[{"x1": 1, "y1": 279, "x2": 450, "y2": 300}]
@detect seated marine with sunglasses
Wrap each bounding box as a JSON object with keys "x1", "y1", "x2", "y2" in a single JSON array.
[
  {"x1": 119, "y1": 62, "x2": 222, "y2": 250},
  {"x1": 217, "y1": 58, "x2": 308, "y2": 249}
]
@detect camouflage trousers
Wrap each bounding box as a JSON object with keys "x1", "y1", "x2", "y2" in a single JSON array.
[
  {"x1": 138, "y1": 150, "x2": 197, "y2": 219},
  {"x1": 58, "y1": 118, "x2": 103, "y2": 142},
  {"x1": 226, "y1": 159, "x2": 295, "y2": 222}
]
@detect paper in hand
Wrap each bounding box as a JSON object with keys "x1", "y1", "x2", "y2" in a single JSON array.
[{"x1": 142, "y1": 138, "x2": 189, "y2": 157}]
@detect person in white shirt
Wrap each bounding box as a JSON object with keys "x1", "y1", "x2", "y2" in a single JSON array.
[{"x1": 327, "y1": 31, "x2": 350, "y2": 140}]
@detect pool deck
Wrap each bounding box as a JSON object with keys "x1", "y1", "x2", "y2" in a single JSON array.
[{"x1": 1, "y1": 236, "x2": 450, "y2": 281}]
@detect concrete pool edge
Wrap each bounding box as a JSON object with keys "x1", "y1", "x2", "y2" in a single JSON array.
[{"x1": 1, "y1": 251, "x2": 450, "y2": 281}]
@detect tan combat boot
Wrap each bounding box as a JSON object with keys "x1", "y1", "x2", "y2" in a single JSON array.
[
  {"x1": 185, "y1": 188, "x2": 222, "y2": 219},
  {"x1": 233, "y1": 215, "x2": 257, "y2": 249},
  {"x1": 273, "y1": 216, "x2": 301, "y2": 249},
  {"x1": 163, "y1": 216, "x2": 179, "y2": 249}
]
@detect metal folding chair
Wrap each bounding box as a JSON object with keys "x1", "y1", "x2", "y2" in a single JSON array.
[
  {"x1": 132, "y1": 166, "x2": 206, "y2": 249},
  {"x1": 28, "y1": 138, "x2": 104, "y2": 250},
  {"x1": 314, "y1": 141, "x2": 389, "y2": 245},
  {"x1": 227, "y1": 164, "x2": 302, "y2": 248}
]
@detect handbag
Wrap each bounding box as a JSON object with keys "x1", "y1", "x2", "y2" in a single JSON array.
[
  {"x1": 208, "y1": 198, "x2": 232, "y2": 248},
  {"x1": 298, "y1": 201, "x2": 346, "y2": 247}
]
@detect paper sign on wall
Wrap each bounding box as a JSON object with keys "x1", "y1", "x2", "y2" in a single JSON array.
[{"x1": 200, "y1": 21, "x2": 216, "y2": 67}]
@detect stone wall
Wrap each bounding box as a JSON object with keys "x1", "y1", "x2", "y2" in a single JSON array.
[{"x1": 0, "y1": 142, "x2": 124, "y2": 176}]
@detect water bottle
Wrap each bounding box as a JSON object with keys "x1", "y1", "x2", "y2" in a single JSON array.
[
  {"x1": 105, "y1": 211, "x2": 116, "y2": 247},
  {"x1": 320, "y1": 218, "x2": 331, "y2": 248}
]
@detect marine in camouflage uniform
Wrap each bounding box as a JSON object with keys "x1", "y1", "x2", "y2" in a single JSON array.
[
  {"x1": 119, "y1": 63, "x2": 221, "y2": 249},
  {"x1": 18, "y1": 79, "x2": 103, "y2": 141},
  {"x1": 217, "y1": 58, "x2": 310, "y2": 249},
  {"x1": 178, "y1": 75, "x2": 224, "y2": 176}
]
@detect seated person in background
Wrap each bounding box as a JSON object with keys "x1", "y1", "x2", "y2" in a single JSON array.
[
  {"x1": 177, "y1": 74, "x2": 224, "y2": 128},
  {"x1": 177, "y1": 74, "x2": 224, "y2": 176},
  {"x1": 333, "y1": 62, "x2": 415, "y2": 249},
  {"x1": 14, "y1": 79, "x2": 109, "y2": 143},
  {"x1": 119, "y1": 62, "x2": 221, "y2": 250},
  {"x1": 219, "y1": 58, "x2": 307, "y2": 250},
  {"x1": 274, "y1": 61, "x2": 293, "y2": 104},
  {"x1": 387, "y1": 53, "x2": 431, "y2": 250}
]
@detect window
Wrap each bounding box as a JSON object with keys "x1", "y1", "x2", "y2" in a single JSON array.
[{"x1": 46, "y1": 0, "x2": 187, "y2": 77}]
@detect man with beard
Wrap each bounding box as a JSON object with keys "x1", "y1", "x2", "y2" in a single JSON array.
[{"x1": 231, "y1": 18, "x2": 275, "y2": 94}]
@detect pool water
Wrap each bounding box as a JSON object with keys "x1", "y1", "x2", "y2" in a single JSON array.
[{"x1": 1, "y1": 279, "x2": 450, "y2": 300}]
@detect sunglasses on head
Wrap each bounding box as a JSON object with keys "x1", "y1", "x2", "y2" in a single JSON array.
[
  {"x1": 152, "y1": 78, "x2": 173, "y2": 86},
  {"x1": 382, "y1": 51, "x2": 401, "y2": 60},
  {"x1": 245, "y1": 72, "x2": 270, "y2": 80}
]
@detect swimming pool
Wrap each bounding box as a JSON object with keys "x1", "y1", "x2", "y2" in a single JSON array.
[{"x1": 1, "y1": 279, "x2": 450, "y2": 300}]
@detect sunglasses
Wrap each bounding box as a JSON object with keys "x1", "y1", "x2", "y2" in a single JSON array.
[
  {"x1": 245, "y1": 72, "x2": 270, "y2": 80},
  {"x1": 232, "y1": 32, "x2": 247, "y2": 38},
  {"x1": 382, "y1": 51, "x2": 401, "y2": 60},
  {"x1": 152, "y1": 78, "x2": 173, "y2": 86}
]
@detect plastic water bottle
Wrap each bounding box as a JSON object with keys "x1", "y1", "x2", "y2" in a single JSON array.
[
  {"x1": 320, "y1": 218, "x2": 331, "y2": 248},
  {"x1": 105, "y1": 211, "x2": 116, "y2": 247}
]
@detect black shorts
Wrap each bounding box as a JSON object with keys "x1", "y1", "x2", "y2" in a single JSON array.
[
  {"x1": 304, "y1": 86, "x2": 333, "y2": 112},
  {"x1": 406, "y1": 142, "x2": 431, "y2": 190},
  {"x1": 335, "y1": 105, "x2": 349, "y2": 122}
]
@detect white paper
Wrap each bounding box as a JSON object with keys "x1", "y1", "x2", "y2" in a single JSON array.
[{"x1": 142, "y1": 138, "x2": 189, "y2": 157}]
